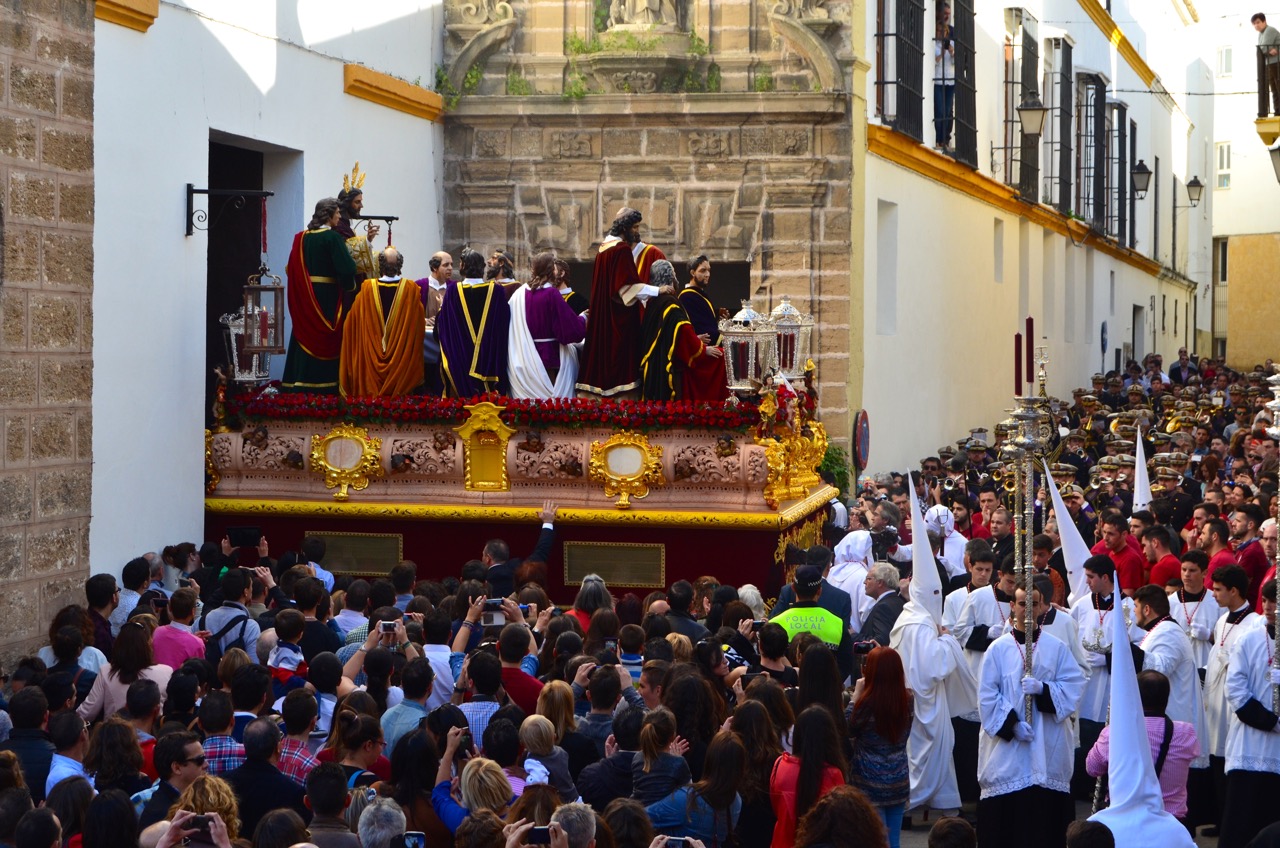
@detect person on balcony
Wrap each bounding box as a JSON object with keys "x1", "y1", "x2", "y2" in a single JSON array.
[
  {"x1": 1255, "y1": 13, "x2": 1280, "y2": 116},
  {"x1": 933, "y1": 1, "x2": 956, "y2": 153}
]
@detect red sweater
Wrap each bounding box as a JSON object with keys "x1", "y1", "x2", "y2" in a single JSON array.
[
  {"x1": 500, "y1": 666, "x2": 544, "y2": 716},
  {"x1": 769, "y1": 753, "x2": 844, "y2": 848},
  {"x1": 1149, "y1": 554, "x2": 1182, "y2": 589}
]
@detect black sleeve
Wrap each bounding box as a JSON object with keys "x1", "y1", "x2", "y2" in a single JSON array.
[
  {"x1": 965, "y1": 626, "x2": 994, "y2": 652},
  {"x1": 1130, "y1": 643, "x2": 1145, "y2": 672},
  {"x1": 1235, "y1": 697, "x2": 1280, "y2": 732},
  {"x1": 835, "y1": 625, "x2": 855, "y2": 682},
  {"x1": 266, "y1": 585, "x2": 291, "y2": 610},
  {"x1": 528, "y1": 526, "x2": 555, "y2": 564},
  {"x1": 1104, "y1": 651, "x2": 1113, "y2": 675},
  {"x1": 995, "y1": 709, "x2": 1020, "y2": 741},
  {"x1": 1034, "y1": 686, "x2": 1056, "y2": 714}
]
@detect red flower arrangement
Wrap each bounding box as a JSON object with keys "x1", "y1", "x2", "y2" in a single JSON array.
[{"x1": 227, "y1": 386, "x2": 760, "y2": 433}]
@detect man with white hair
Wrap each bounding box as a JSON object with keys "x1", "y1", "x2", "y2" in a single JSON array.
[
  {"x1": 852, "y1": 563, "x2": 905, "y2": 647},
  {"x1": 357, "y1": 798, "x2": 406, "y2": 848}
]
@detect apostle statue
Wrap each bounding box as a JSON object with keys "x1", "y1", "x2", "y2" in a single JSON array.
[
  {"x1": 280, "y1": 198, "x2": 358, "y2": 393},
  {"x1": 508, "y1": 252, "x2": 587, "y2": 399},
  {"x1": 436, "y1": 247, "x2": 511, "y2": 397},
  {"x1": 577, "y1": 208, "x2": 672, "y2": 398},
  {"x1": 554, "y1": 258, "x2": 589, "y2": 315},
  {"x1": 337, "y1": 163, "x2": 379, "y2": 284},
  {"x1": 416, "y1": 251, "x2": 452, "y2": 396},
  {"x1": 338, "y1": 246, "x2": 425, "y2": 398},
  {"x1": 637, "y1": 261, "x2": 727, "y2": 402},
  {"x1": 677, "y1": 254, "x2": 726, "y2": 345}
]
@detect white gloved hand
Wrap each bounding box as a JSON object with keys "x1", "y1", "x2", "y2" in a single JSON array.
[
  {"x1": 1021, "y1": 676, "x2": 1044, "y2": 695},
  {"x1": 987, "y1": 625, "x2": 1003, "y2": 641},
  {"x1": 1270, "y1": 668, "x2": 1280, "y2": 686},
  {"x1": 1013, "y1": 721, "x2": 1034, "y2": 742},
  {"x1": 1087, "y1": 652, "x2": 1107, "y2": 668},
  {"x1": 1191, "y1": 622, "x2": 1211, "y2": 642}
]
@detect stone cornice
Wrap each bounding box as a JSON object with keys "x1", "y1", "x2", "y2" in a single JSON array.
[
  {"x1": 95, "y1": 0, "x2": 159, "y2": 32},
  {"x1": 343, "y1": 64, "x2": 445, "y2": 123},
  {"x1": 447, "y1": 92, "x2": 848, "y2": 124},
  {"x1": 867, "y1": 124, "x2": 1163, "y2": 279}
]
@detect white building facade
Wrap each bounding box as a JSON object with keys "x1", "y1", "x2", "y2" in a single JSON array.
[
  {"x1": 858, "y1": 0, "x2": 1211, "y2": 470},
  {"x1": 92, "y1": 1, "x2": 445, "y2": 572}
]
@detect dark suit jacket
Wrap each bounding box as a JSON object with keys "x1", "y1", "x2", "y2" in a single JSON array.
[
  {"x1": 487, "y1": 526, "x2": 555, "y2": 599},
  {"x1": 224, "y1": 759, "x2": 309, "y2": 838},
  {"x1": 0, "y1": 730, "x2": 53, "y2": 804},
  {"x1": 853, "y1": 592, "x2": 905, "y2": 647}
]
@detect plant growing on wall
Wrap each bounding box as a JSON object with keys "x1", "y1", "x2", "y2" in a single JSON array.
[
  {"x1": 819, "y1": 444, "x2": 851, "y2": 496},
  {"x1": 506, "y1": 69, "x2": 534, "y2": 95},
  {"x1": 753, "y1": 63, "x2": 776, "y2": 92}
]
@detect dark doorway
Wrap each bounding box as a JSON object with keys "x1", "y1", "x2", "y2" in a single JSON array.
[
  {"x1": 205, "y1": 141, "x2": 264, "y2": 427},
  {"x1": 565, "y1": 259, "x2": 752, "y2": 316}
]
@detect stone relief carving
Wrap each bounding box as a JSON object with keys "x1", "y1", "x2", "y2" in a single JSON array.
[
  {"x1": 550, "y1": 131, "x2": 593, "y2": 158},
  {"x1": 688, "y1": 131, "x2": 730, "y2": 157},
  {"x1": 672, "y1": 444, "x2": 742, "y2": 483},
  {"x1": 611, "y1": 71, "x2": 658, "y2": 93},
  {"x1": 746, "y1": 449, "x2": 769, "y2": 484},
  {"x1": 449, "y1": 0, "x2": 514, "y2": 27},
  {"x1": 211, "y1": 436, "x2": 233, "y2": 473},
  {"x1": 243, "y1": 436, "x2": 307, "y2": 471},
  {"x1": 772, "y1": 0, "x2": 828, "y2": 20},
  {"x1": 475, "y1": 130, "x2": 508, "y2": 158},
  {"x1": 389, "y1": 435, "x2": 457, "y2": 475},
  {"x1": 513, "y1": 441, "x2": 585, "y2": 479}
]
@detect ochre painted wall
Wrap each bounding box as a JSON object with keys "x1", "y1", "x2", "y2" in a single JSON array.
[{"x1": 1225, "y1": 234, "x2": 1280, "y2": 369}]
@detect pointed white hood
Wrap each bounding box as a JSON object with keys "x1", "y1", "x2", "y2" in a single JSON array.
[
  {"x1": 1088, "y1": 581, "x2": 1195, "y2": 846},
  {"x1": 1132, "y1": 426, "x2": 1152, "y2": 514},
  {"x1": 906, "y1": 484, "x2": 943, "y2": 627},
  {"x1": 1044, "y1": 460, "x2": 1092, "y2": 604}
]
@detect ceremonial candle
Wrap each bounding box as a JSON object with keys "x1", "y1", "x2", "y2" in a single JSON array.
[
  {"x1": 1014, "y1": 333, "x2": 1023, "y2": 395},
  {"x1": 1025, "y1": 316, "x2": 1034, "y2": 379},
  {"x1": 259, "y1": 308, "x2": 269, "y2": 342}
]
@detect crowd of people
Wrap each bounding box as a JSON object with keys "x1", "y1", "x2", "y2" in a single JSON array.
[{"x1": 279, "y1": 183, "x2": 728, "y2": 403}]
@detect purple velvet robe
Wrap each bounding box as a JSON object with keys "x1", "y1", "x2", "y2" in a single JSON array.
[
  {"x1": 524, "y1": 285, "x2": 587, "y2": 374},
  {"x1": 436, "y1": 279, "x2": 511, "y2": 397}
]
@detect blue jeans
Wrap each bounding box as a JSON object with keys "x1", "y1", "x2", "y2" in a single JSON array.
[
  {"x1": 934, "y1": 83, "x2": 955, "y2": 147},
  {"x1": 879, "y1": 803, "x2": 905, "y2": 848}
]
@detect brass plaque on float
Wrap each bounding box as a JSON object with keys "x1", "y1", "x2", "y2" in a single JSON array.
[
  {"x1": 304, "y1": 531, "x2": 403, "y2": 576},
  {"x1": 564, "y1": 541, "x2": 665, "y2": 588}
]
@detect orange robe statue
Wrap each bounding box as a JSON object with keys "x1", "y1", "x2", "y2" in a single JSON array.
[{"x1": 339, "y1": 276, "x2": 425, "y2": 397}]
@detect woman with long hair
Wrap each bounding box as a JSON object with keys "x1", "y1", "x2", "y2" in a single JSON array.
[
  {"x1": 38, "y1": 606, "x2": 107, "y2": 675},
  {"x1": 317, "y1": 693, "x2": 392, "y2": 780},
  {"x1": 84, "y1": 717, "x2": 152, "y2": 796},
  {"x1": 745, "y1": 675, "x2": 797, "y2": 752},
  {"x1": 45, "y1": 775, "x2": 94, "y2": 848},
  {"x1": 80, "y1": 790, "x2": 140, "y2": 848},
  {"x1": 793, "y1": 785, "x2": 888, "y2": 848},
  {"x1": 536, "y1": 680, "x2": 597, "y2": 779},
  {"x1": 537, "y1": 623, "x2": 582, "y2": 682},
  {"x1": 583, "y1": 609, "x2": 621, "y2": 657},
  {"x1": 730, "y1": 700, "x2": 783, "y2": 848},
  {"x1": 769, "y1": 706, "x2": 847, "y2": 848},
  {"x1": 794, "y1": 644, "x2": 844, "y2": 729},
  {"x1": 335, "y1": 710, "x2": 385, "y2": 788},
  {"x1": 433, "y1": 728, "x2": 514, "y2": 834},
  {"x1": 76, "y1": 620, "x2": 172, "y2": 722},
  {"x1": 662, "y1": 670, "x2": 720, "y2": 780},
  {"x1": 602, "y1": 799, "x2": 655, "y2": 848},
  {"x1": 630, "y1": 707, "x2": 691, "y2": 805},
  {"x1": 692, "y1": 639, "x2": 738, "y2": 716},
  {"x1": 251, "y1": 809, "x2": 308, "y2": 848},
  {"x1": 215, "y1": 648, "x2": 250, "y2": 693},
  {"x1": 646, "y1": 730, "x2": 745, "y2": 847},
  {"x1": 168, "y1": 774, "x2": 241, "y2": 841},
  {"x1": 389, "y1": 727, "x2": 454, "y2": 845},
  {"x1": 846, "y1": 647, "x2": 912, "y2": 848},
  {"x1": 568, "y1": 574, "x2": 612, "y2": 631}
]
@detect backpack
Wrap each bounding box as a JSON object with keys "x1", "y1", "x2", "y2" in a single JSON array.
[{"x1": 200, "y1": 605, "x2": 251, "y2": 667}]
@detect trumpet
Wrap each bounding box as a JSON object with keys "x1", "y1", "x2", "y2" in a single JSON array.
[
  {"x1": 990, "y1": 468, "x2": 1004, "y2": 483},
  {"x1": 942, "y1": 477, "x2": 960, "y2": 491},
  {"x1": 1073, "y1": 448, "x2": 1088, "y2": 459},
  {"x1": 1003, "y1": 475, "x2": 1017, "y2": 493}
]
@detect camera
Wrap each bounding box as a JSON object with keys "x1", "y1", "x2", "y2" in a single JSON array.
[
  {"x1": 483, "y1": 598, "x2": 504, "y2": 611},
  {"x1": 187, "y1": 815, "x2": 212, "y2": 835},
  {"x1": 380, "y1": 621, "x2": 397, "y2": 634},
  {"x1": 455, "y1": 731, "x2": 472, "y2": 760},
  {"x1": 870, "y1": 526, "x2": 900, "y2": 561},
  {"x1": 526, "y1": 827, "x2": 552, "y2": 845},
  {"x1": 604, "y1": 638, "x2": 618, "y2": 654},
  {"x1": 751, "y1": 619, "x2": 766, "y2": 632},
  {"x1": 178, "y1": 578, "x2": 191, "y2": 588},
  {"x1": 853, "y1": 640, "x2": 877, "y2": 655},
  {"x1": 400, "y1": 833, "x2": 426, "y2": 848}
]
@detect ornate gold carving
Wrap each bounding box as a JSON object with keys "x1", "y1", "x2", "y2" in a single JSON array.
[
  {"x1": 514, "y1": 440, "x2": 585, "y2": 479},
  {"x1": 388, "y1": 434, "x2": 458, "y2": 475},
  {"x1": 589, "y1": 431, "x2": 665, "y2": 508},
  {"x1": 205, "y1": 485, "x2": 838, "y2": 529},
  {"x1": 205, "y1": 430, "x2": 220, "y2": 495},
  {"x1": 671, "y1": 443, "x2": 740, "y2": 483},
  {"x1": 755, "y1": 380, "x2": 828, "y2": 509},
  {"x1": 455, "y1": 402, "x2": 517, "y2": 491},
  {"x1": 773, "y1": 512, "x2": 826, "y2": 583},
  {"x1": 309, "y1": 424, "x2": 385, "y2": 501}
]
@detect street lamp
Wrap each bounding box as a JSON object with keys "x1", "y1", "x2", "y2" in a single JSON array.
[
  {"x1": 1016, "y1": 91, "x2": 1049, "y2": 138},
  {"x1": 1131, "y1": 159, "x2": 1152, "y2": 199},
  {"x1": 1185, "y1": 176, "x2": 1204, "y2": 207}
]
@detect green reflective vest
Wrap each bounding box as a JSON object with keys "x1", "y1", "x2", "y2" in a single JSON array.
[{"x1": 771, "y1": 603, "x2": 843, "y2": 649}]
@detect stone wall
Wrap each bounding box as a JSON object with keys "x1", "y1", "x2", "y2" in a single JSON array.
[{"x1": 0, "y1": 0, "x2": 94, "y2": 665}]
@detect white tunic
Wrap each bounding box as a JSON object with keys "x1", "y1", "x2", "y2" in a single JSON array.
[
  {"x1": 826, "y1": 559, "x2": 869, "y2": 633},
  {"x1": 890, "y1": 608, "x2": 967, "y2": 811},
  {"x1": 1138, "y1": 619, "x2": 1209, "y2": 768},
  {"x1": 943, "y1": 584, "x2": 974, "y2": 632},
  {"x1": 1204, "y1": 605, "x2": 1263, "y2": 758},
  {"x1": 977, "y1": 631, "x2": 1085, "y2": 799},
  {"x1": 954, "y1": 586, "x2": 1011, "y2": 719},
  {"x1": 1167, "y1": 589, "x2": 1221, "y2": 669},
  {"x1": 1069, "y1": 594, "x2": 1141, "y2": 723},
  {"x1": 1224, "y1": 622, "x2": 1280, "y2": 774}
]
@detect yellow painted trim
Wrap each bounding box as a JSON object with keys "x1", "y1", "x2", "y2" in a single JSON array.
[
  {"x1": 206, "y1": 485, "x2": 837, "y2": 531},
  {"x1": 95, "y1": 0, "x2": 158, "y2": 32},
  {"x1": 343, "y1": 64, "x2": 445, "y2": 123},
  {"x1": 867, "y1": 125, "x2": 1163, "y2": 279},
  {"x1": 1075, "y1": 0, "x2": 1157, "y2": 89}
]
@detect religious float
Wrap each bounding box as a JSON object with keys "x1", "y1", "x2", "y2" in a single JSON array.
[{"x1": 204, "y1": 294, "x2": 836, "y2": 601}]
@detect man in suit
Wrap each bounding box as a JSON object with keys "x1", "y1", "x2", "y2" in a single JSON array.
[
  {"x1": 484, "y1": 500, "x2": 558, "y2": 599},
  {"x1": 772, "y1": 545, "x2": 854, "y2": 629},
  {"x1": 224, "y1": 718, "x2": 309, "y2": 838},
  {"x1": 853, "y1": 563, "x2": 906, "y2": 647},
  {"x1": 770, "y1": 557, "x2": 856, "y2": 681}
]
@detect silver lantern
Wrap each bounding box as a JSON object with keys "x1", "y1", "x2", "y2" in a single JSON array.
[
  {"x1": 769, "y1": 295, "x2": 813, "y2": 380},
  {"x1": 718, "y1": 300, "x2": 778, "y2": 392},
  {"x1": 219, "y1": 308, "x2": 273, "y2": 384}
]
